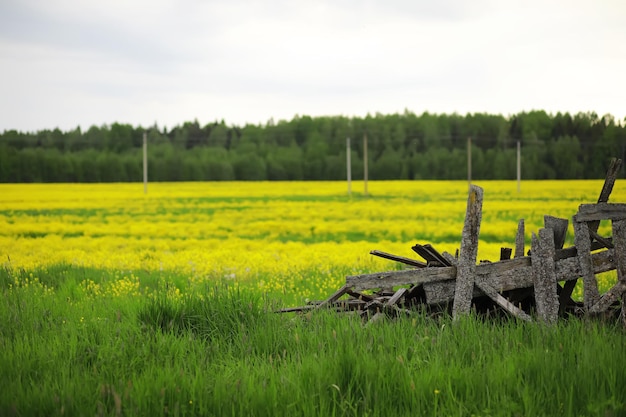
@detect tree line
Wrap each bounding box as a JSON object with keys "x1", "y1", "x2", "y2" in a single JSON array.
[{"x1": 1, "y1": 110, "x2": 624, "y2": 182}]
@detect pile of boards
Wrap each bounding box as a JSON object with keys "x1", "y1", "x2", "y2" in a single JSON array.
[{"x1": 279, "y1": 159, "x2": 626, "y2": 325}]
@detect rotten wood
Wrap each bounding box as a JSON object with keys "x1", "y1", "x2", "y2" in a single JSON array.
[
  {"x1": 544, "y1": 216, "x2": 569, "y2": 250},
  {"x1": 369, "y1": 250, "x2": 427, "y2": 268},
  {"x1": 588, "y1": 157, "x2": 622, "y2": 233},
  {"x1": 573, "y1": 221, "x2": 600, "y2": 310},
  {"x1": 411, "y1": 244, "x2": 452, "y2": 267},
  {"x1": 422, "y1": 249, "x2": 615, "y2": 304},
  {"x1": 453, "y1": 185, "x2": 484, "y2": 319},
  {"x1": 574, "y1": 203, "x2": 626, "y2": 222},
  {"x1": 500, "y1": 247, "x2": 512, "y2": 261},
  {"x1": 588, "y1": 281, "x2": 626, "y2": 314},
  {"x1": 316, "y1": 284, "x2": 350, "y2": 310},
  {"x1": 611, "y1": 218, "x2": 626, "y2": 283},
  {"x1": 531, "y1": 229, "x2": 559, "y2": 324},
  {"x1": 589, "y1": 229, "x2": 614, "y2": 249},
  {"x1": 474, "y1": 276, "x2": 532, "y2": 321}
]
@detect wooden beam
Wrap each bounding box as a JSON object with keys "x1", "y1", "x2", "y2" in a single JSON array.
[
  {"x1": 475, "y1": 277, "x2": 532, "y2": 321},
  {"x1": 573, "y1": 221, "x2": 600, "y2": 310},
  {"x1": 453, "y1": 185, "x2": 483, "y2": 319},
  {"x1": 544, "y1": 215, "x2": 569, "y2": 250},
  {"x1": 422, "y1": 249, "x2": 616, "y2": 304},
  {"x1": 588, "y1": 158, "x2": 622, "y2": 233},
  {"x1": 574, "y1": 203, "x2": 626, "y2": 222},
  {"x1": 531, "y1": 229, "x2": 559, "y2": 324},
  {"x1": 611, "y1": 219, "x2": 626, "y2": 283},
  {"x1": 316, "y1": 284, "x2": 351, "y2": 310},
  {"x1": 369, "y1": 250, "x2": 427, "y2": 268}
]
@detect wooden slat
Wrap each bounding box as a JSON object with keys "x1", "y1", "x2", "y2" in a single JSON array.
[
  {"x1": 588, "y1": 281, "x2": 626, "y2": 314},
  {"x1": 475, "y1": 277, "x2": 532, "y2": 321},
  {"x1": 423, "y1": 249, "x2": 616, "y2": 304},
  {"x1": 544, "y1": 215, "x2": 569, "y2": 250},
  {"x1": 531, "y1": 229, "x2": 559, "y2": 324},
  {"x1": 411, "y1": 244, "x2": 452, "y2": 266},
  {"x1": 573, "y1": 221, "x2": 600, "y2": 310},
  {"x1": 346, "y1": 266, "x2": 456, "y2": 291},
  {"x1": 611, "y1": 219, "x2": 626, "y2": 283},
  {"x1": 453, "y1": 185, "x2": 484, "y2": 319},
  {"x1": 574, "y1": 203, "x2": 626, "y2": 222},
  {"x1": 369, "y1": 250, "x2": 427, "y2": 268},
  {"x1": 588, "y1": 229, "x2": 614, "y2": 249},
  {"x1": 316, "y1": 284, "x2": 351, "y2": 310},
  {"x1": 588, "y1": 157, "x2": 622, "y2": 233}
]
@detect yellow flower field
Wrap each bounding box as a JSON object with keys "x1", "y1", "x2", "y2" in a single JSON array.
[{"x1": 1, "y1": 180, "x2": 624, "y2": 302}]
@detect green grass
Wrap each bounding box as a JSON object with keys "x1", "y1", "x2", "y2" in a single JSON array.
[{"x1": 1, "y1": 266, "x2": 625, "y2": 417}]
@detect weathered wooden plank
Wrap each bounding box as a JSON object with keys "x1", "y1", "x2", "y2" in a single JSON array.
[
  {"x1": 574, "y1": 203, "x2": 626, "y2": 222},
  {"x1": 346, "y1": 266, "x2": 456, "y2": 291},
  {"x1": 573, "y1": 220, "x2": 600, "y2": 310},
  {"x1": 531, "y1": 229, "x2": 559, "y2": 324},
  {"x1": 588, "y1": 229, "x2": 614, "y2": 249},
  {"x1": 453, "y1": 185, "x2": 484, "y2": 319},
  {"x1": 423, "y1": 249, "x2": 616, "y2": 304},
  {"x1": 588, "y1": 158, "x2": 622, "y2": 233},
  {"x1": 316, "y1": 284, "x2": 351, "y2": 309},
  {"x1": 500, "y1": 247, "x2": 512, "y2": 261},
  {"x1": 369, "y1": 250, "x2": 427, "y2": 268},
  {"x1": 411, "y1": 244, "x2": 452, "y2": 266},
  {"x1": 474, "y1": 277, "x2": 532, "y2": 321},
  {"x1": 514, "y1": 219, "x2": 525, "y2": 258},
  {"x1": 544, "y1": 215, "x2": 569, "y2": 250},
  {"x1": 612, "y1": 218, "x2": 626, "y2": 283},
  {"x1": 386, "y1": 287, "x2": 408, "y2": 306},
  {"x1": 588, "y1": 281, "x2": 626, "y2": 314},
  {"x1": 441, "y1": 251, "x2": 458, "y2": 266}
]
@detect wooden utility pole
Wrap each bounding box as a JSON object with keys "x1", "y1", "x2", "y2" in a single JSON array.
[
  {"x1": 517, "y1": 140, "x2": 521, "y2": 193},
  {"x1": 346, "y1": 137, "x2": 352, "y2": 196},
  {"x1": 467, "y1": 137, "x2": 472, "y2": 189},
  {"x1": 143, "y1": 132, "x2": 148, "y2": 194},
  {"x1": 363, "y1": 133, "x2": 368, "y2": 197}
]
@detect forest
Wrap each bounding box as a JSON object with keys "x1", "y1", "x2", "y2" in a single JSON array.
[{"x1": 1, "y1": 110, "x2": 624, "y2": 182}]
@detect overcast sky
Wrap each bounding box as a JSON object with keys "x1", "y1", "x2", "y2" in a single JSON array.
[{"x1": 1, "y1": 0, "x2": 625, "y2": 132}]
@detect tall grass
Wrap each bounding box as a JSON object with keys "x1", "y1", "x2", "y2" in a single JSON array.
[{"x1": 1, "y1": 265, "x2": 625, "y2": 417}]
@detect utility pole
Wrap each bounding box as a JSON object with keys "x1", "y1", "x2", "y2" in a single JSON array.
[
  {"x1": 143, "y1": 131, "x2": 148, "y2": 194},
  {"x1": 363, "y1": 133, "x2": 368, "y2": 197},
  {"x1": 346, "y1": 137, "x2": 352, "y2": 196},
  {"x1": 517, "y1": 140, "x2": 521, "y2": 193},
  {"x1": 467, "y1": 137, "x2": 472, "y2": 189}
]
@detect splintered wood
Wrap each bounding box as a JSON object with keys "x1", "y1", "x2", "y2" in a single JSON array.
[{"x1": 280, "y1": 158, "x2": 626, "y2": 325}]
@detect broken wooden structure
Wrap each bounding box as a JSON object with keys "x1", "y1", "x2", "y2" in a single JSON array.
[{"x1": 280, "y1": 158, "x2": 626, "y2": 325}]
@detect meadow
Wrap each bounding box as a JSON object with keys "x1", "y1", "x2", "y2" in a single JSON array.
[{"x1": 1, "y1": 180, "x2": 625, "y2": 416}]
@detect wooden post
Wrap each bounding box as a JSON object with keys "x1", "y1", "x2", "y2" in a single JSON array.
[
  {"x1": 363, "y1": 133, "x2": 368, "y2": 197},
  {"x1": 573, "y1": 220, "x2": 600, "y2": 310},
  {"x1": 143, "y1": 132, "x2": 148, "y2": 194},
  {"x1": 452, "y1": 185, "x2": 483, "y2": 319},
  {"x1": 346, "y1": 137, "x2": 351, "y2": 196},
  {"x1": 531, "y1": 228, "x2": 559, "y2": 324}
]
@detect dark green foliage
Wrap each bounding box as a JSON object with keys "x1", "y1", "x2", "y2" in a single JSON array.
[{"x1": 1, "y1": 111, "x2": 625, "y2": 182}]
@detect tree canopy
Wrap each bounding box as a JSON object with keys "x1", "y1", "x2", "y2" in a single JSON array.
[{"x1": 1, "y1": 111, "x2": 624, "y2": 182}]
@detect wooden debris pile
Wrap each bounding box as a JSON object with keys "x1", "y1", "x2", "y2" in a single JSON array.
[{"x1": 280, "y1": 158, "x2": 626, "y2": 325}]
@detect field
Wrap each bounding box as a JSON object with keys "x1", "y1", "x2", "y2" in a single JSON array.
[{"x1": 1, "y1": 180, "x2": 626, "y2": 416}]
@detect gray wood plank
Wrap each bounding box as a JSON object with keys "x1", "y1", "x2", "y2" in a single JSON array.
[
  {"x1": 531, "y1": 229, "x2": 559, "y2": 324},
  {"x1": 475, "y1": 277, "x2": 532, "y2": 321},
  {"x1": 573, "y1": 221, "x2": 600, "y2": 310},
  {"x1": 575, "y1": 203, "x2": 626, "y2": 222},
  {"x1": 453, "y1": 185, "x2": 484, "y2": 319}
]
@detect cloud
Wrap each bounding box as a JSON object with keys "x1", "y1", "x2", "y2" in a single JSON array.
[{"x1": 1, "y1": 0, "x2": 625, "y2": 132}]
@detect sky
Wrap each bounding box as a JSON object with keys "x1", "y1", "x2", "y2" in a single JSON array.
[{"x1": 1, "y1": 0, "x2": 625, "y2": 133}]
